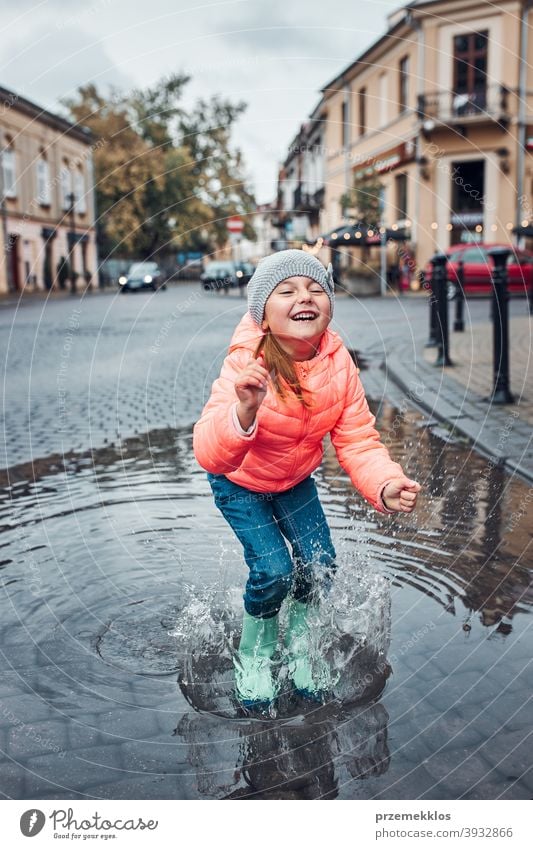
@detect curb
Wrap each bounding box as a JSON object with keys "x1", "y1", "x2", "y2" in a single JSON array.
[{"x1": 384, "y1": 343, "x2": 533, "y2": 486}]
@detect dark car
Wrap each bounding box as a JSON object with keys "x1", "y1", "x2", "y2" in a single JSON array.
[
  {"x1": 235, "y1": 262, "x2": 255, "y2": 286},
  {"x1": 119, "y1": 262, "x2": 167, "y2": 292},
  {"x1": 422, "y1": 243, "x2": 533, "y2": 300},
  {"x1": 201, "y1": 261, "x2": 242, "y2": 293}
]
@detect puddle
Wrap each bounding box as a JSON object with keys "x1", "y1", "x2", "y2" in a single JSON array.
[{"x1": 0, "y1": 399, "x2": 531, "y2": 800}]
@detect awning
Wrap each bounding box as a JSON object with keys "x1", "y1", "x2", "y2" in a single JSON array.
[
  {"x1": 512, "y1": 225, "x2": 533, "y2": 237},
  {"x1": 324, "y1": 224, "x2": 411, "y2": 247}
]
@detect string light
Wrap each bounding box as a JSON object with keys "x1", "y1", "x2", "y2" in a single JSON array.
[{"x1": 431, "y1": 222, "x2": 438, "y2": 230}]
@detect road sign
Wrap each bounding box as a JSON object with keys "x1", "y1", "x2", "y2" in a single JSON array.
[{"x1": 227, "y1": 216, "x2": 244, "y2": 233}]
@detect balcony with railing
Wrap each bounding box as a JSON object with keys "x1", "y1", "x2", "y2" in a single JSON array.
[
  {"x1": 417, "y1": 85, "x2": 511, "y2": 129},
  {"x1": 293, "y1": 184, "x2": 325, "y2": 212}
]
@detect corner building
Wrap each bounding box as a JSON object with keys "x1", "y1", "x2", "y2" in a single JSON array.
[{"x1": 316, "y1": 0, "x2": 533, "y2": 272}]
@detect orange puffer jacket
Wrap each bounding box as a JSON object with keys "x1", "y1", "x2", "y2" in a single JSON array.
[{"x1": 193, "y1": 313, "x2": 405, "y2": 512}]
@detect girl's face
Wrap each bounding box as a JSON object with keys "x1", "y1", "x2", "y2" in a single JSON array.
[{"x1": 261, "y1": 276, "x2": 331, "y2": 350}]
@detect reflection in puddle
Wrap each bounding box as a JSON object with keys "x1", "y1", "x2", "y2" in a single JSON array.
[{"x1": 0, "y1": 399, "x2": 531, "y2": 800}]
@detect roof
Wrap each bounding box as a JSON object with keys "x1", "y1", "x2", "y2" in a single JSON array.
[{"x1": 0, "y1": 84, "x2": 94, "y2": 145}]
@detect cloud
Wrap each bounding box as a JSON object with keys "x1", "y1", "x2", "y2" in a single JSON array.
[
  {"x1": 0, "y1": 0, "x2": 401, "y2": 203},
  {"x1": 0, "y1": 24, "x2": 134, "y2": 112}
]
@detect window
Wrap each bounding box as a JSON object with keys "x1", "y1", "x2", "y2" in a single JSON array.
[
  {"x1": 36, "y1": 156, "x2": 51, "y2": 205},
  {"x1": 359, "y1": 88, "x2": 366, "y2": 137},
  {"x1": 460, "y1": 247, "x2": 487, "y2": 262},
  {"x1": 74, "y1": 169, "x2": 86, "y2": 214},
  {"x1": 399, "y1": 56, "x2": 409, "y2": 112},
  {"x1": 61, "y1": 164, "x2": 72, "y2": 211},
  {"x1": 2, "y1": 147, "x2": 17, "y2": 198},
  {"x1": 453, "y1": 31, "x2": 488, "y2": 112},
  {"x1": 379, "y1": 73, "x2": 388, "y2": 126},
  {"x1": 395, "y1": 173, "x2": 408, "y2": 220},
  {"x1": 341, "y1": 100, "x2": 349, "y2": 148}
]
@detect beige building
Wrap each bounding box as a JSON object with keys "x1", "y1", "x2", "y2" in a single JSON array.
[
  {"x1": 0, "y1": 85, "x2": 98, "y2": 294},
  {"x1": 287, "y1": 0, "x2": 533, "y2": 279}
]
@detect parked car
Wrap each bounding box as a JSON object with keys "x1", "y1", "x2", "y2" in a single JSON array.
[
  {"x1": 422, "y1": 243, "x2": 533, "y2": 300},
  {"x1": 100, "y1": 259, "x2": 129, "y2": 288},
  {"x1": 118, "y1": 262, "x2": 167, "y2": 292},
  {"x1": 200, "y1": 261, "x2": 255, "y2": 292},
  {"x1": 235, "y1": 262, "x2": 255, "y2": 286}
]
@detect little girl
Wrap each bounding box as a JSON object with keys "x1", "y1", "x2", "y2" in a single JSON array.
[{"x1": 193, "y1": 249, "x2": 420, "y2": 707}]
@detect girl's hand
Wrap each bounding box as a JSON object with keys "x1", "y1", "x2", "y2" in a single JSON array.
[
  {"x1": 382, "y1": 478, "x2": 421, "y2": 513},
  {"x1": 235, "y1": 355, "x2": 269, "y2": 427}
]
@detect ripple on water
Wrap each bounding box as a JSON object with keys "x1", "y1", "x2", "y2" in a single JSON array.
[{"x1": 0, "y1": 408, "x2": 532, "y2": 799}]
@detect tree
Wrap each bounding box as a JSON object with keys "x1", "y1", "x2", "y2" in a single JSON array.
[
  {"x1": 178, "y1": 96, "x2": 256, "y2": 247},
  {"x1": 62, "y1": 76, "x2": 256, "y2": 258},
  {"x1": 340, "y1": 172, "x2": 384, "y2": 227}
]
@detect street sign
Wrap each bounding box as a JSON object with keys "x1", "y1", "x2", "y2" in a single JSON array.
[{"x1": 227, "y1": 216, "x2": 244, "y2": 233}]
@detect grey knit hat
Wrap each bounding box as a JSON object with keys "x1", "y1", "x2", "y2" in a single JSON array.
[{"x1": 247, "y1": 249, "x2": 335, "y2": 325}]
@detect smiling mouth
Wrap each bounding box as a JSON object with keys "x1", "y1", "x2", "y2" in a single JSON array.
[{"x1": 291, "y1": 312, "x2": 318, "y2": 321}]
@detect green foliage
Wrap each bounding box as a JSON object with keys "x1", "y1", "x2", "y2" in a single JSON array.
[
  {"x1": 340, "y1": 172, "x2": 384, "y2": 227},
  {"x1": 62, "y1": 75, "x2": 256, "y2": 257}
]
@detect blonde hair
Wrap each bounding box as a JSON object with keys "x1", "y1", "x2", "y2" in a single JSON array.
[{"x1": 254, "y1": 331, "x2": 311, "y2": 408}]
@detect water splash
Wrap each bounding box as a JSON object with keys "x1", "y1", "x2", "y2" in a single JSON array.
[{"x1": 172, "y1": 555, "x2": 392, "y2": 718}]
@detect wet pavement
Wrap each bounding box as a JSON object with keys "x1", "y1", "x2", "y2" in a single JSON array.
[{"x1": 0, "y1": 285, "x2": 532, "y2": 799}]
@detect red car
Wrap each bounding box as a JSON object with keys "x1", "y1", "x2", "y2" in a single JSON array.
[{"x1": 422, "y1": 243, "x2": 533, "y2": 300}]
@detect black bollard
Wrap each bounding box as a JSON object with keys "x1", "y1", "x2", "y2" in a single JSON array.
[
  {"x1": 453, "y1": 260, "x2": 465, "y2": 332},
  {"x1": 425, "y1": 266, "x2": 439, "y2": 348},
  {"x1": 433, "y1": 252, "x2": 453, "y2": 366},
  {"x1": 487, "y1": 247, "x2": 515, "y2": 404}
]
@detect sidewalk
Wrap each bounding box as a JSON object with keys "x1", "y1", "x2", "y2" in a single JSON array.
[{"x1": 385, "y1": 314, "x2": 533, "y2": 484}]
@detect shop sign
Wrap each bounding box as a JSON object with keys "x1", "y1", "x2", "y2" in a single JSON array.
[
  {"x1": 354, "y1": 141, "x2": 416, "y2": 178},
  {"x1": 450, "y1": 212, "x2": 484, "y2": 226}
]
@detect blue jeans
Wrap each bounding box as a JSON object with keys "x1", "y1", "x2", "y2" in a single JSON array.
[{"x1": 207, "y1": 474, "x2": 336, "y2": 619}]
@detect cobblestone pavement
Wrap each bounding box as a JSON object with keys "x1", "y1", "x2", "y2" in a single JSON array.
[
  {"x1": 0, "y1": 283, "x2": 531, "y2": 801},
  {"x1": 424, "y1": 316, "x2": 533, "y2": 425},
  {"x1": 0, "y1": 284, "x2": 431, "y2": 472},
  {"x1": 384, "y1": 301, "x2": 533, "y2": 484},
  {"x1": 1, "y1": 283, "x2": 520, "y2": 472}
]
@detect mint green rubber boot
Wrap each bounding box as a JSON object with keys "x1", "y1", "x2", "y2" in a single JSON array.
[
  {"x1": 285, "y1": 600, "x2": 331, "y2": 700},
  {"x1": 234, "y1": 611, "x2": 279, "y2": 707}
]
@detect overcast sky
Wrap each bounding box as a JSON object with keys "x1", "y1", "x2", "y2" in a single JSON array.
[{"x1": 0, "y1": 0, "x2": 403, "y2": 203}]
